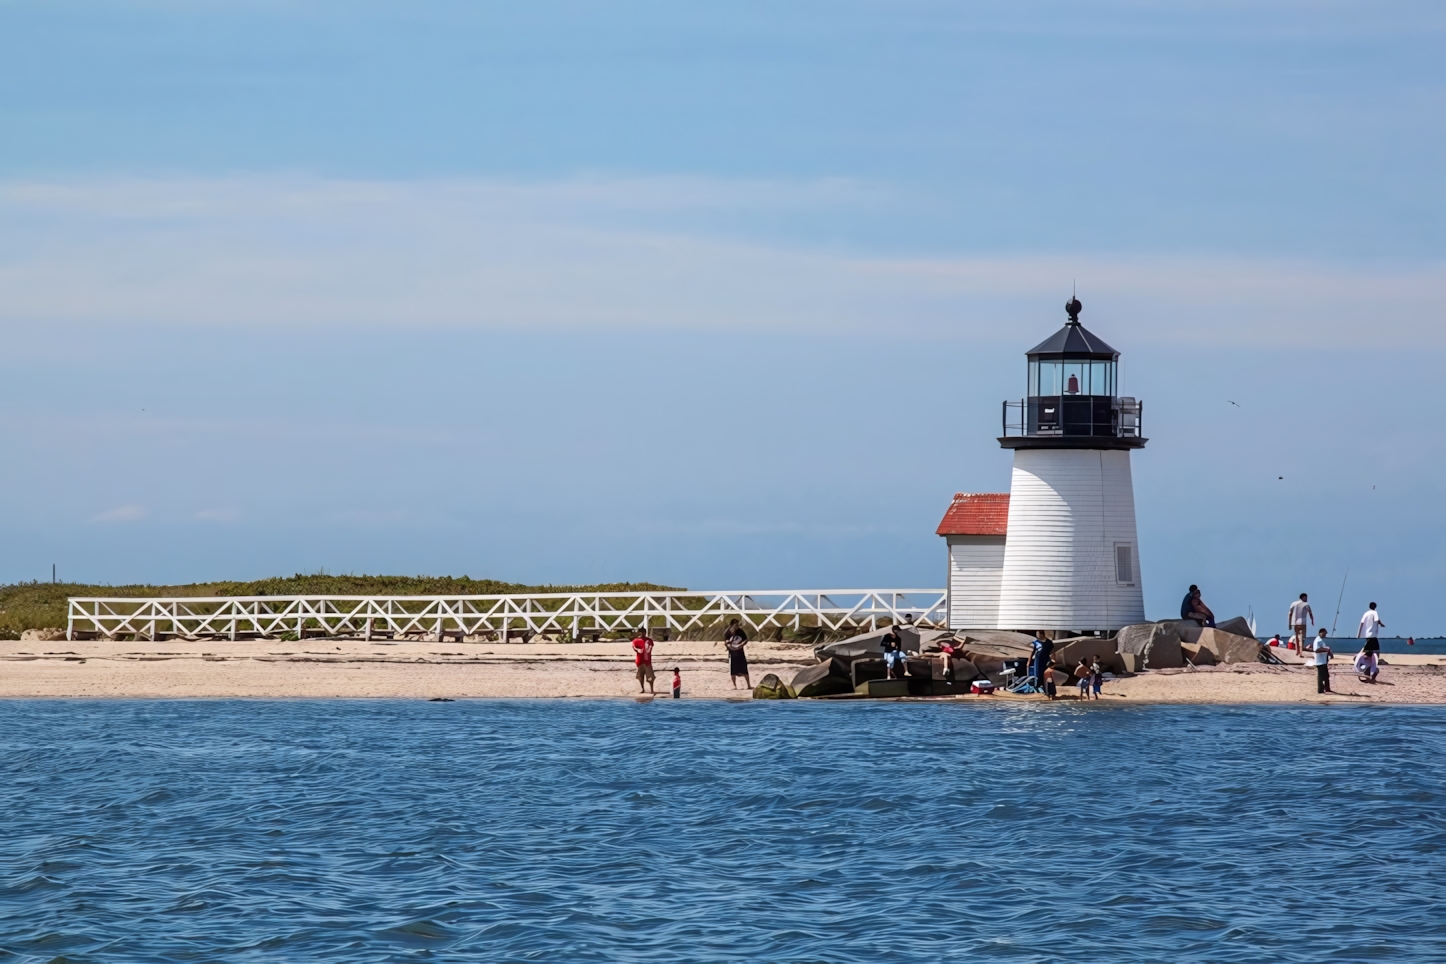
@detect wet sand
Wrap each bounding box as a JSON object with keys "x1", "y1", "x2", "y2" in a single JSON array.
[{"x1": 2, "y1": 637, "x2": 1444, "y2": 702}]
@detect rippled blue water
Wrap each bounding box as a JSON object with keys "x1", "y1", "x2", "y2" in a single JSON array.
[{"x1": 2, "y1": 700, "x2": 1443, "y2": 962}]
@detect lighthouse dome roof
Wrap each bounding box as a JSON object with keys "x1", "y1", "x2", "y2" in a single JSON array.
[
  {"x1": 1026, "y1": 297, "x2": 1118, "y2": 359},
  {"x1": 1026, "y1": 323, "x2": 1117, "y2": 359}
]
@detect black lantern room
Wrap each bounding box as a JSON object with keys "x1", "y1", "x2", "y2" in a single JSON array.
[{"x1": 1000, "y1": 297, "x2": 1145, "y2": 449}]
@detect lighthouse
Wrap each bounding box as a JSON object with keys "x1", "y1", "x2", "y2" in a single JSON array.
[{"x1": 994, "y1": 297, "x2": 1146, "y2": 633}]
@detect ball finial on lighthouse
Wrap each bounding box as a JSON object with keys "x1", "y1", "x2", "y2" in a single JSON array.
[{"x1": 1065, "y1": 296, "x2": 1082, "y2": 324}]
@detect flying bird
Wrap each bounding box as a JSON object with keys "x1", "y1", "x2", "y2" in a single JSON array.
[{"x1": 1228, "y1": 400, "x2": 1241, "y2": 407}]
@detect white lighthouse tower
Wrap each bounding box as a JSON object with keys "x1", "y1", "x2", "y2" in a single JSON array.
[{"x1": 995, "y1": 297, "x2": 1146, "y2": 633}]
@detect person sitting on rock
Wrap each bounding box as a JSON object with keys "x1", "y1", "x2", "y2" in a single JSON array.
[
  {"x1": 938, "y1": 638, "x2": 959, "y2": 681},
  {"x1": 881, "y1": 626, "x2": 907, "y2": 679},
  {"x1": 1180, "y1": 585, "x2": 1216, "y2": 628}
]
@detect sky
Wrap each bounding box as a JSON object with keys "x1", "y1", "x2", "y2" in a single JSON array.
[{"x1": 1, "y1": 1, "x2": 1444, "y2": 631}]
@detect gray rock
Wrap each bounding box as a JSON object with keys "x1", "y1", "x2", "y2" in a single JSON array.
[
  {"x1": 1145, "y1": 630, "x2": 1184, "y2": 669},
  {"x1": 1198, "y1": 628, "x2": 1263, "y2": 664},
  {"x1": 815, "y1": 626, "x2": 929, "y2": 664},
  {"x1": 1180, "y1": 641, "x2": 1217, "y2": 666},
  {"x1": 790, "y1": 660, "x2": 853, "y2": 698},
  {"x1": 952, "y1": 629, "x2": 1037, "y2": 657},
  {"x1": 850, "y1": 659, "x2": 889, "y2": 689},
  {"x1": 1052, "y1": 635, "x2": 1117, "y2": 668},
  {"x1": 1214, "y1": 616, "x2": 1255, "y2": 640},
  {"x1": 855, "y1": 678, "x2": 909, "y2": 698},
  {"x1": 752, "y1": 673, "x2": 795, "y2": 699},
  {"x1": 1114, "y1": 624, "x2": 1156, "y2": 656},
  {"x1": 1166, "y1": 618, "x2": 1205, "y2": 644}
]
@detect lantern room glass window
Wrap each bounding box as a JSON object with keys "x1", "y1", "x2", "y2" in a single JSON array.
[{"x1": 1028, "y1": 358, "x2": 1115, "y2": 396}]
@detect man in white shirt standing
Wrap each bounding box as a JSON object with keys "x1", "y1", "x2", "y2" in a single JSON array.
[
  {"x1": 1358, "y1": 602, "x2": 1385, "y2": 640},
  {"x1": 1309, "y1": 628, "x2": 1332, "y2": 694},
  {"x1": 1287, "y1": 593, "x2": 1314, "y2": 652}
]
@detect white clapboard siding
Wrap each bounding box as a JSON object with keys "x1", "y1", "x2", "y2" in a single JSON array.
[
  {"x1": 947, "y1": 535, "x2": 1006, "y2": 630},
  {"x1": 996, "y1": 448, "x2": 1145, "y2": 631}
]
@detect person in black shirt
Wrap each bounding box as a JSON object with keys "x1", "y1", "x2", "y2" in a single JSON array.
[
  {"x1": 722, "y1": 618, "x2": 751, "y2": 690},
  {"x1": 881, "y1": 627, "x2": 907, "y2": 679}
]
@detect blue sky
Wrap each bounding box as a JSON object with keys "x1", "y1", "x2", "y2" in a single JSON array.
[{"x1": 1, "y1": 1, "x2": 1444, "y2": 632}]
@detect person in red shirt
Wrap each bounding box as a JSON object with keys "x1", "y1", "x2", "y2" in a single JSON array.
[
  {"x1": 631, "y1": 629, "x2": 656, "y2": 695},
  {"x1": 671, "y1": 667, "x2": 681, "y2": 699}
]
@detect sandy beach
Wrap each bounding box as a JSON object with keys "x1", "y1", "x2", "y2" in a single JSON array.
[{"x1": 3, "y1": 636, "x2": 1445, "y2": 703}]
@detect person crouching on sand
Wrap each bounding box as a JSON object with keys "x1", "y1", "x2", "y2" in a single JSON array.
[
  {"x1": 1353, "y1": 647, "x2": 1376, "y2": 685},
  {"x1": 631, "y1": 628, "x2": 656, "y2": 695}
]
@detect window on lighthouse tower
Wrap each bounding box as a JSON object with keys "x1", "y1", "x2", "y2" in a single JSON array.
[{"x1": 1066, "y1": 373, "x2": 1079, "y2": 394}]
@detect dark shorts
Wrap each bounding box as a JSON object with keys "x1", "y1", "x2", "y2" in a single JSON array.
[
  {"x1": 636, "y1": 664, "x2": 655, "y2": 683},
  {"x1": 729, "y1": 650, "x2": 749, "y2": 676}
]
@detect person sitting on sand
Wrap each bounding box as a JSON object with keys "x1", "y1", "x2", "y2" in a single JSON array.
[
  {"x1": 632, "y1": 629, "x2": 656, "y2": 695},
  {"x1": 1180, "y1": 585, "x2": 1216, "y2": 628},
  {"x1": 1075, "y1": 658, "x2": 1092, "y2": 699}
]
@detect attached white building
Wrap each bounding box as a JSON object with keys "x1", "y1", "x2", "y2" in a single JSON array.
[{"x1": 936, "y1": 492, "x2": 1009, "y2": 631}]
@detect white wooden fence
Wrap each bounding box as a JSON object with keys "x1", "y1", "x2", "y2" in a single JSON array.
[{"x1": 66, "y1": 589, "x2": 947, "y2": 641}]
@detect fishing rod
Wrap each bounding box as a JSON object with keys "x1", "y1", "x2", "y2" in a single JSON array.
[{"x1": 1330, "y1": 567, "x2": 1349, "y2": 636}]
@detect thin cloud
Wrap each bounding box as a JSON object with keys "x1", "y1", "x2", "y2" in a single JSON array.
[
  {"x1": 91, "y1": 504, "x2": 147, "y2": 523},
  {"x1": 0, "y1": 175, "x2": 1440, "y2": 347}
]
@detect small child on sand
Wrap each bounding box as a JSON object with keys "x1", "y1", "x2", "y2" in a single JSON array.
[
  {"x1": 671, "y1": 668, "x2": 681, "y2": 698},
  {"x1": 1090, "y1": 657, "x2": 1104, "y2": 700},
  {"x1": 1075, "y1": 659, "x2": 1091, "y2": 700}
]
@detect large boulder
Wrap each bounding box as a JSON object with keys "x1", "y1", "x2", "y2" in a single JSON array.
[
  {"x1": 1180, "y1": 642, "x2": 1217, "y2": 666},
  {"x1": 752, "y1": 673, "x2": 795, "y2": 699},
  {"x1": 1115, "y1": 622, "x2": 1184, "y2": 669},
  {"x1": 855, "y1": 678, "x2": 909, "y2": 698},
  {"x1": 1146, "y1": 632, "x2": 1184, "y2": 669},
  {"x1": 1214, "y1": 616, "x2": 1255, "y2": 640},
  {"x1": 850, "y1": 659, "x2": 889, "y2": 689},
  {"x1": 1114, "y1": 624, "x2": 1156, "y2": 657},
  {"x1": 1168, "y1": 619, "x2": 1205, "y2": 644},
  {"x1": 920, "y1": 655, "x2": 981, "y2": 682},
  {"x1": 952, "y1": 629, "x2": 1036, "y2": 658},
  {"x1": 1198, "y1": 628, "x2": 1263, "y2": 664},
  {"x1": 1053, "y1": 636, "x2": 1118, "y2": 669},
  {"x1": 815, "y1": 625, "x2": 949, "y2": 664},
  {"x1": 790, "y1": 660, "x2": 853, "y2": 698}
]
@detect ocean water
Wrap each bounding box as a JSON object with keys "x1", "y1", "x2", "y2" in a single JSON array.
[{"x1": 2, "y1": 700, "x2": 1443, "y2": 963}]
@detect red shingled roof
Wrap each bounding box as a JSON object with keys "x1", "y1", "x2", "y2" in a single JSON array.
[{"x1": 936, "y1": 492, "x2": 1009, "y2": 536}]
